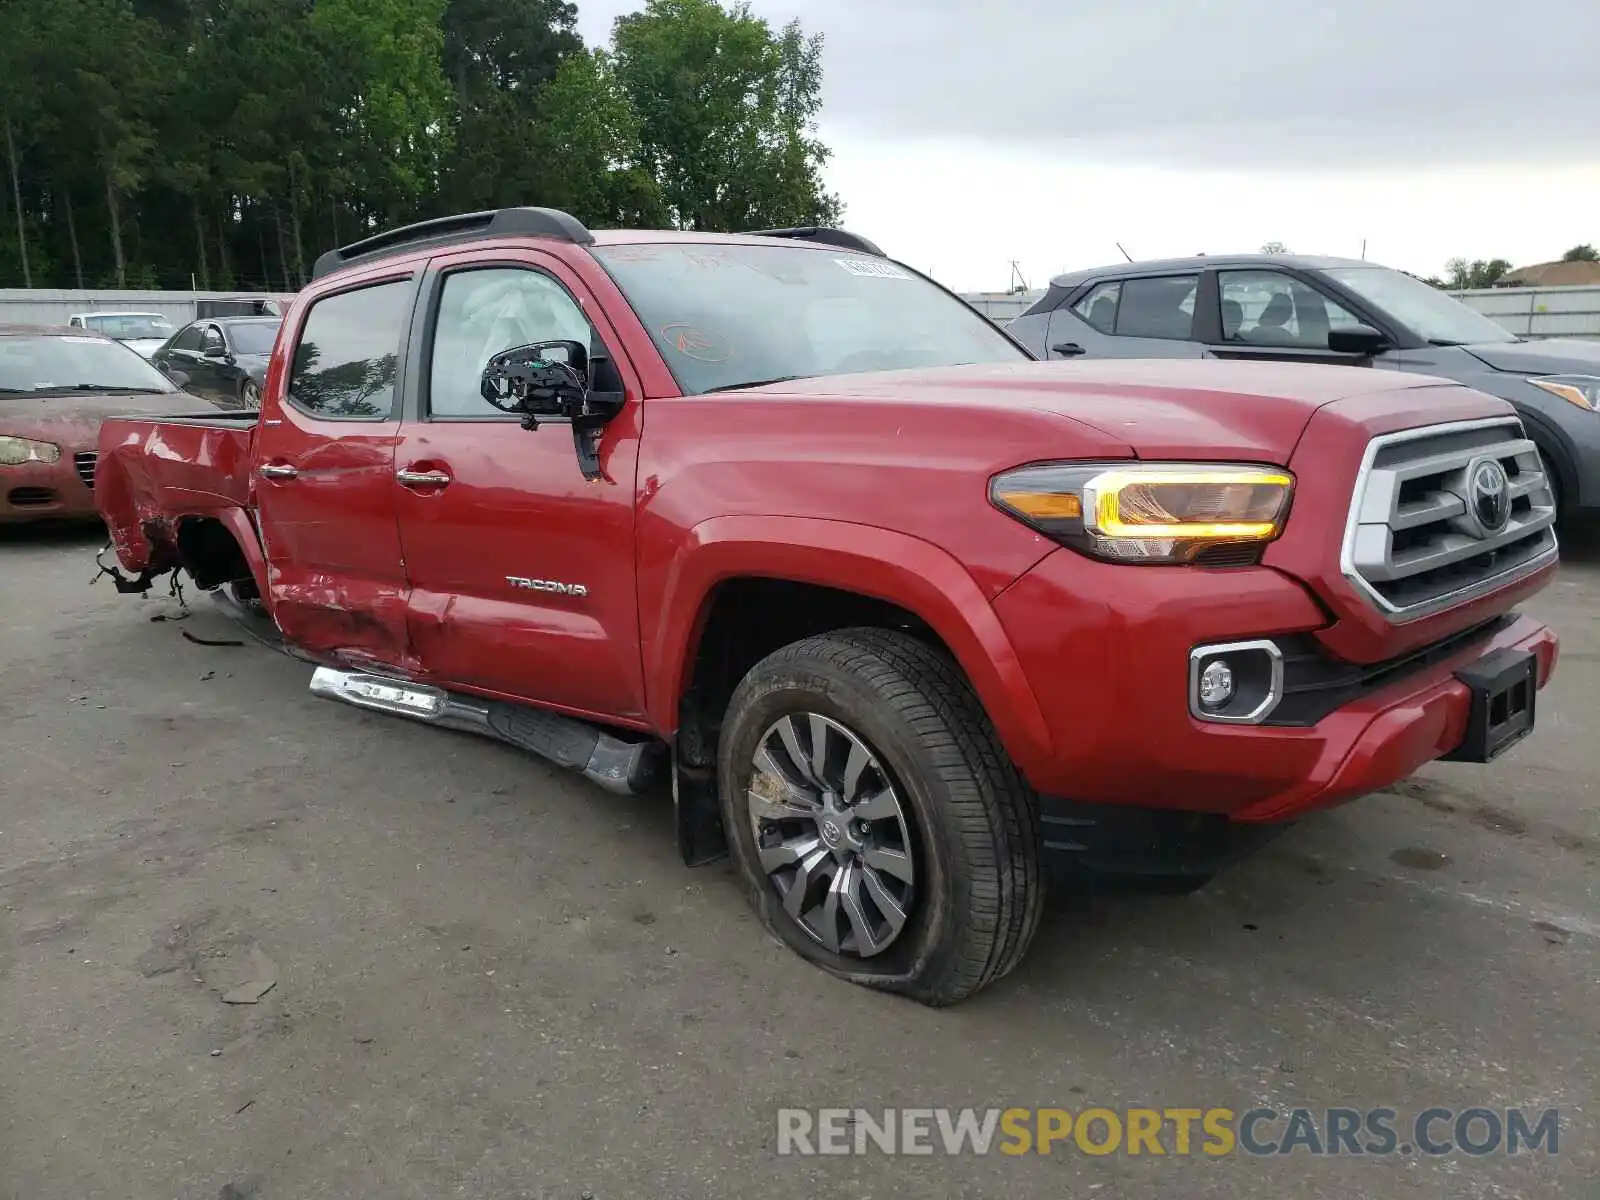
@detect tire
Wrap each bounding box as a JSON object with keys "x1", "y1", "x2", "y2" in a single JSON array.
[
  {"x1": 717, "y1": 627, "x2": 1044, "y2": 1006},
  {"x1": 241, "y1": 380, "x2": 262, "y2": 409}
]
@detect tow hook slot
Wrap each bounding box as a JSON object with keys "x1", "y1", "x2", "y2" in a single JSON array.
[{"x1": 308, "y1": 666, "x2": 664, "y2": 795}]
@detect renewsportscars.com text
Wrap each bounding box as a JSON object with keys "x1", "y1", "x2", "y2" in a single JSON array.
[{"x1": 776, "y1": 1106, "x2": 1561, "y2": 1158}]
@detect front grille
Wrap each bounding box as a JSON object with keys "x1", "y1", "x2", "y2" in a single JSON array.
[
  {"x1": 1341, "y1": 418, "x2": 1557, "y2": 622},
  {"x1": 7, "y1": 487, "x2": 56, "y2": 507},
  {"x1": 74, "y1": 451, "x2": 97, "y2": 490}
]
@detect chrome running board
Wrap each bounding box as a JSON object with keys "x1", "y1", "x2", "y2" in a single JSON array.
[{"x1": 308, "y1": 666, "x2": 664, "y2": 795}]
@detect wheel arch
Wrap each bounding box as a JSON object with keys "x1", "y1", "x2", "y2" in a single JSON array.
[{"x1": 645, "y1": 516, "x2": 1055, "y2": 777}]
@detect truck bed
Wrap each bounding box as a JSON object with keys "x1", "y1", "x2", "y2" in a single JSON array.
[{"x1": 97, "y1": 413, "x2": 259, "y2": 572}]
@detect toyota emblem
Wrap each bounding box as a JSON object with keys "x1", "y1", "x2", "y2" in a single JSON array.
[{"x1": 1467, "y1": 457, "x2": 1511, "y2": 535}]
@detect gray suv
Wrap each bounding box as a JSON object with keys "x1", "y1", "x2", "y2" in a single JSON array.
[{"x1": 1005, "y1": 255, "x2": 1600, "y2": 518}]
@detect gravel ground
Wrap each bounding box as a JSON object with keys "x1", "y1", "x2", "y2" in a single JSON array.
[{"x1": 1, "y1": 522, "x2": 1596, "y2": 1200}]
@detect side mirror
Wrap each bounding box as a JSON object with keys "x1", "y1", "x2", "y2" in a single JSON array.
[
  {"x1": 204, "y1": 345, "x2": 231, "y2": 361},
  {"x1": 479, "y1": 339, "x2": 626, "y2": 482},
  {"x1": 1327, "y1": 324, "x2": 1390, "y2": 356},
  {"x1": 480, "y1": 340, "x2": 591, "y2": 425}
]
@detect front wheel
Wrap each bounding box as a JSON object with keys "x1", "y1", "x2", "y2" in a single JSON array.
[
  {"x1": 717, "y1": 628, "x2": 1044, "y2": 1006},
  {"x1": 241, "y1": 380, "x2": 262, "y2": 410}
]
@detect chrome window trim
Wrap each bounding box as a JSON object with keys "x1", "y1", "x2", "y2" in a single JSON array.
[{"x1": 1339, "y1": 417, "x2": 1559, "y2": 625}]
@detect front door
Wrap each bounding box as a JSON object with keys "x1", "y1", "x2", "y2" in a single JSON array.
[
  {"x1": 252, "y1": 271, "x2": 418, "y2": 671},
  {"x1": 190, "y1": 324, "x2": 231, "y2": 402},
  {"x1": 1205, "y1": 269, "x2": 1401, "y2": 368},
  {"x1": 392, "y1": 250, "x2": 647, "y2": 723}
]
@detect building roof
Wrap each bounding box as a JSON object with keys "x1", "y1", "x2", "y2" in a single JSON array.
[{"x1": 1496, "y1": 260, "x2": 1600, "y2": 288}]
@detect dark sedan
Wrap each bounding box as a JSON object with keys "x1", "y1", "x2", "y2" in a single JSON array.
[
  {"x1": 151, "y1": 316, "x2": 281, "y2": 410},
  {"x1": 1005, "y1": 255, "x2": 1600, "y2": 519}
]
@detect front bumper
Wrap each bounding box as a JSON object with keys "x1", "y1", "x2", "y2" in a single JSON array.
[
  {"x1": 990, "y1": 548, "x2": 1559, "y2": 824},
  {"x1": 0, "y1": 452, "x2": 97, "y2": 523}
]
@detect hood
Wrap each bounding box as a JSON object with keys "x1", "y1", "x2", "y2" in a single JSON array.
[
  {"x1": 0, "y1": 388, "x2": 221, "y2": 450},
  {"x1": 121, "y1": 339, "x2": 167, "y2": 358},
  {"x1": 751, "y1": 359, "x2": 1482, "y2": 462},
  {"x1": 1462, "y1": 338, "x2": 1600, "y2": 374}
]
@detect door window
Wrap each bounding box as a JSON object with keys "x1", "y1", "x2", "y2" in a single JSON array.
[
  {"x1": 286, "y1": 279, "x2": 412, "y2": 419},
  {"x1": 1071, "y1": 282, "x2": 1121, "y2": 334},
  {"x1": 1114, "y1": 275, "x2": 1199, "y2": 340},
  {"x1": 200, "y1": 326, "x2": 226, "y2": 355},
  {"x1": 1218, "y1": 270, "x2": 1362, "y2": 348},
  {"x1": 427, "y1": 267, "x2": 591, "y2": 418},
  {"x1": 172, "y1": 324, "x2": 205, "y2": 352}
]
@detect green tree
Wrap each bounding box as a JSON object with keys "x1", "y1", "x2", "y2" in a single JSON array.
[
  {"x1": 611, "y1": 0, "x2": 840, "y2": 231},
  {"x1": 1560, "y1": 243, "x2": 1597, "y2": 262},
  {"x1": 529, "y1": 50, "x2": 666, "y2": 226},
  {"x1": 45, "y1": 0, "x2": 170, "y2": 287},
  {"x1": 1259, "y1": 241, "x2": 1290, "y2": 255},
  {"x1": 436, "y1": 0, "x2": 582, "y2": 212},
  {"x1": 1444, "y1": 257, "x2": 1511, "y2": 290}
]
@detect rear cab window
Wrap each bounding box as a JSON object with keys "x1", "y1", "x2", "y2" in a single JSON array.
[{"x1": 286, "y1": 279, "x2": 413, "y2": 420}]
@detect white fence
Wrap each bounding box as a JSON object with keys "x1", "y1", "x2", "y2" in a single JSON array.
[
  {"x1": 1451, "y1": 285, "x2": 1600, "y2": 340},
  {"x1": 0, "y1": 289, "x2": 292, "y2": 329}
]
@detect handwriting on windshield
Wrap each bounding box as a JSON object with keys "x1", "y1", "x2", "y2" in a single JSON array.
[{"x1": 661, "y1": 325, "x2": 735, "y2": 363}]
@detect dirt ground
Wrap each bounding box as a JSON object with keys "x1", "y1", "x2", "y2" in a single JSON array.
[{"x1": 2, "y1": 522, "x2": 1596, "y2": 1199}]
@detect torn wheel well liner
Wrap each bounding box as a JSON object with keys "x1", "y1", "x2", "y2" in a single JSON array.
[{"x1": 174, "y1": 516, "x2": 255, "y2": 592}]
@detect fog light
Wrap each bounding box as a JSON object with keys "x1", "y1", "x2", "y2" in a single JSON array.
[
  {"x1": 1198, "y1": 659, "x2": 1234, "y2": 708},
  {"x1": 1188, "y1": 640, "x2": 1284, "y2": 725}
]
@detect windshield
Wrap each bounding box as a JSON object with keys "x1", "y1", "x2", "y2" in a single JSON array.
[
  {"x1": 592, "y1": 243, "x2": 1027, "y2": 394},
  {"x1": 0, "y1": 334, "x2": 177, "y2": 393},
  {"x1": 81, "y1": 313, "x2": 175, "y2": 341},
  {"x1": 1322, "y1": 266, "x2": 1516, "y2": 345},
  {"x1": 228, "y1": 321, "x2": 281, "y2": 356}
]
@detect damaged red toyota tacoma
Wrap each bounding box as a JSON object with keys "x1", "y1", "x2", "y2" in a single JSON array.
[{"x1": 94, "y1": 208, "x2": 1561, "y2": 1005}]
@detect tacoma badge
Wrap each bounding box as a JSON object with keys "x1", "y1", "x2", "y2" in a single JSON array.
[{"x1": 506, "y1": 576, "x2": 588, "y2": 597}]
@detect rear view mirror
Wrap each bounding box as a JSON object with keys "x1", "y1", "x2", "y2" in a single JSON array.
[{"x1": 1328, "y1": 324, "x2": 1390, "y2": 356}]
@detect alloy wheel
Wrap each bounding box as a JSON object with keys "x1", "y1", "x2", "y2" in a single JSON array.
[{"x1": 746, "y1": 712, "x2": 917, "y2": 957}]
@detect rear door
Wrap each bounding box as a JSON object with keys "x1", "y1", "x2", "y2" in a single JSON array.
[
  {"x1": 1204, "y1": 268, "x2": 1401, "y2": 368},
  {"x1": 1047, "y1": 273, "x2": 1207, "y2": 360},
  {"x1": 391, "y1": 248, "x2": 648, "y2": 722},
  {"x1": 252, "y1": 270, "x2": 419, "y2": 670}
]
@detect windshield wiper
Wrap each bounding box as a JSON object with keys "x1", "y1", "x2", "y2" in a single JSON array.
[
  {"x1": 702, "y1": 374, "x2": 814, "y2": 394},
  {"x1": 56, "y1": 384, "x2": 168, "y2": 393},
  {"x1": 1426, "y1": 338, "x2": 1468, "y2": 347}
]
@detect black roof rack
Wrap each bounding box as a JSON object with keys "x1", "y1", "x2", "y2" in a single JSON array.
[
  {"x1": 311, "y1": 207, "x2": 595, "y2": 280},
  {"x1": 745, "y1": 226, "x2": 885, "y2": 258}
]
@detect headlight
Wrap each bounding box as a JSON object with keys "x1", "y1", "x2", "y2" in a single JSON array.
[
  {"x1": 0, "y1": 436, "x2": 62, "y2": 466},
  {"x1": 1529, "y1": 375, "x2": 1600, "y2": 412},
  {"x1": 990, "y1": 462, "x2": 1294, "y2": 565}
]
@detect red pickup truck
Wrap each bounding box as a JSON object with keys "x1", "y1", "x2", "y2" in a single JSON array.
[{"x1": 95, "y1": 208, "x2": 1561, "y2": 1005}]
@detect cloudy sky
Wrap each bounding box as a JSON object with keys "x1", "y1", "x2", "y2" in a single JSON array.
[{"x1": 576, "y1": 0, "x2": 1600, "y2": 292}]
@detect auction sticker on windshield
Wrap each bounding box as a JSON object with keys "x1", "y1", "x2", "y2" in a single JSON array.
[{"x1": 835, "y1": 258, "x2": 913, "y2": 280}]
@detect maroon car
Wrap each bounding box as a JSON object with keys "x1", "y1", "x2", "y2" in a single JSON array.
[{"x1": 0, "y1": 324, "x2": 219, "y2": 523}]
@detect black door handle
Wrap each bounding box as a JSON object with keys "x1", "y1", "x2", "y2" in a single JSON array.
[{"x1": 1051, "y1": 342, "x2": 1086, "y2": 357}]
